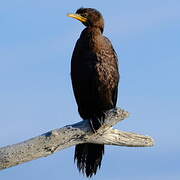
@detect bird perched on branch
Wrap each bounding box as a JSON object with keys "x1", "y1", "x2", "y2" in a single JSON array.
[{"x1": 68, "y1": 8, "x2": 119, "y2": 177}]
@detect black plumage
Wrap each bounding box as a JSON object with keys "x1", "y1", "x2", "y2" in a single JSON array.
[{"x1": 68, "y1": 8, "x2": 119, "y2": 177}]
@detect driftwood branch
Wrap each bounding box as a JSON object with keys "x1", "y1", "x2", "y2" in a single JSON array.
[{"x1": 0, "y1": 108, "x2": 154, "y2": 170}]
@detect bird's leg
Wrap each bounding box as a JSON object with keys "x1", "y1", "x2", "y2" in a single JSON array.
[
  {"x1": 97, "y1": 116, "x2": 104, "y2": 126},
  {"x1": 89, "y1": 115, "x2": 104, "y2": 133},
  {"x1": 89, "y1": 119, "x2": 97, "y2": 133}
]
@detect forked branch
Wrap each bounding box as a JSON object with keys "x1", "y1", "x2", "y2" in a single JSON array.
[{"x1": 0, "y1": 108, "x2": 154, "y2": 170}]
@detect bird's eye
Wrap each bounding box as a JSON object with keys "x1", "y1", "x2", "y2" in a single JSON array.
[{"x1": 83, "y1": 13, "x2": 88, "y2": 18}]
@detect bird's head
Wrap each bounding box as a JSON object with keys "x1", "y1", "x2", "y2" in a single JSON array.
[{"x1": 67, "y1": 8, "x2": 104, "y2": 32}]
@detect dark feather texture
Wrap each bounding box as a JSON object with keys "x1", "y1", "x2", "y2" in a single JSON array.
[{"x1": 70, "y1": 8, "x2": 119, "y2": 177}]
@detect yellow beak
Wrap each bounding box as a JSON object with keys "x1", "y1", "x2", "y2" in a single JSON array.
[{"x1": 67, "y1": 13, "x2": 88, "y2": 23}]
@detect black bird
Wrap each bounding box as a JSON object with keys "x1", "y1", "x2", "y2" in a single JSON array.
[{"x1": 68, "y1": 8, "x2": 119, "y2": 177}]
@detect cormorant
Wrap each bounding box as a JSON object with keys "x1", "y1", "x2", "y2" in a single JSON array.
[{"x1": 68, "y1": 8, "x2": 119, "y2": 177}]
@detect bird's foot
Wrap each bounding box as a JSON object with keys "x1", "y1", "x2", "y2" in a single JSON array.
[
  {"x1": 89, "y1": 119, "x2": 97, "y2": 133},
  {"x1": 89, "y1": 117, "x2": 103, "y2": 133}
]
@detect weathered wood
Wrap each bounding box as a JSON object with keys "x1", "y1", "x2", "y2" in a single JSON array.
[{"x1": 0, "y1": 108, "x2": 154, "y2": 170}]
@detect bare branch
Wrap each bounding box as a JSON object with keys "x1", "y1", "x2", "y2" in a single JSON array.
[{"x1": 0, "y1": 108, "x2": 154, "y2": 170}]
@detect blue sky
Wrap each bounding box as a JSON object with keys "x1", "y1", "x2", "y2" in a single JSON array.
[{"x1": 0, "y1": 0, "x2": 180, "y2": 179}]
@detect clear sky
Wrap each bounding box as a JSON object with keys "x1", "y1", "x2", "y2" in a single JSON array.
[{"x1": 0, "y1": 0, "x2": 180, "y2": 179}]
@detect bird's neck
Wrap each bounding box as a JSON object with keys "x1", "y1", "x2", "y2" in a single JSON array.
[
  {"x1": 79, "y1": 27, "x2": 103, "y2": 51},
  {"x1": 81, "y1": 27, "x2": 102, "y2": 39}
]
